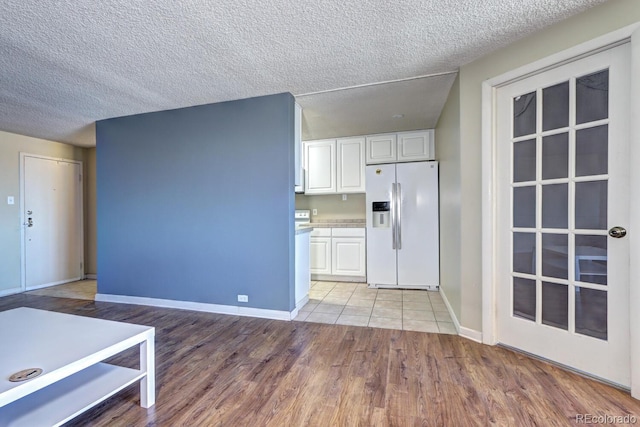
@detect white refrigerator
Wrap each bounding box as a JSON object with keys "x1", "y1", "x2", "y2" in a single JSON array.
[{"x1": 366, "y1": 161, "x2": 439, "y2": 289}]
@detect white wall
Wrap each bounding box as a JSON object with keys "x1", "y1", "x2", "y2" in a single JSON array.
[
  {"x1": 451, "y1": 0, "x2": 640, "y2": 331},
  {"x1": 0, "y1": 131, "x2": 86, "y2": 292},
  {"x1": 84, "y1": 147, "x2": 96, "y2": 276},
  {"x1": 295, "y1": 193, "x2": 366, "y2": 221},
  {"x1": 434, "y1": 75, "x2": 461, "y2": 320}
]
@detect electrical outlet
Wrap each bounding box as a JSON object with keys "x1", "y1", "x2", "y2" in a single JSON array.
[
  {"x1": 237, "y1": 294, "x2": 248, "y2": 303},
  {"x1": 312, "y1": 209, "x2": 317, "y2": 215},
  {"x1": 342, "y1": 194, "x2": 347, "y2": 201}
]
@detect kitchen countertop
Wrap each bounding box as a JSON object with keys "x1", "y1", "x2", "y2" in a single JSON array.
[
  {"x1": 295, "y1": 219, "x2": 365, "y2": 234},
  {"x1": 306, "y1": 219, "x2": 365, "y2": 228},
  {"x1": 295, "y1": 225, "x2": 313, "y2": 235}
]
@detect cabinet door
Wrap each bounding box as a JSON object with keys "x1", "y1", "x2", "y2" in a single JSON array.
[
  {"x1": 337, "y1": 137, "x2": 365, "y2": 193},
  {"x1": 304, "y1": 140, "x2": 336, "y2": 194},
  {"x1": 331, "y1": 237, "x2": 366, "y2": 276},
  {"x1": 366, "y1": 134, "x2": 397, "y2": 164},
  {"x1": 310, "y1": 237, "x2": 332, "y2": 275},
  {"x1": 397, "y1": 130, "x2": 434, "y2": 162}
]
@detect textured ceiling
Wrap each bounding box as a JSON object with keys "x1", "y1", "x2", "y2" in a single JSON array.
[
  {"x1": 298, "y1": 73, "x2": 457, "y2": 140},
  {"x1": 0, "y1": 0, "x2": 606, "y2": 146}
]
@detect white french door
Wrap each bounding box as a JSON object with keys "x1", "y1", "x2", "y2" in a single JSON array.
[
  {"x1": 496, "y1": 43, "x2": 630, "y2": 386},
  {"x1": 22, "y1": 155, "x2": 84, "y2": 290}
]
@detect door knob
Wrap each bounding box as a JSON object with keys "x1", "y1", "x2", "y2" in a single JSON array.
[{"x1": 608, "y1": 226, "x2": 626, "y2": 238}]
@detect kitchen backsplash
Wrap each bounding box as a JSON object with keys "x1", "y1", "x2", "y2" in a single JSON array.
[{"x1": 295, "y1": 193, "x2": 365, "y2": 221}]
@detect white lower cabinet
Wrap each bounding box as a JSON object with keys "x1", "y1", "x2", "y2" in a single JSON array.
[
  {"x1": 310, "y1": 228, "x2": 366, "y2": 278},
  {"x1": 310, "y1": 229, "x2": 332, "y2": 275},
  {"x1": 332, "y1": 237, "x2": 366, "y2": 276}
]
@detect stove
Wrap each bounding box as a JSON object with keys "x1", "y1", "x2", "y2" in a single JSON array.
[{"x1": 295, "y1": 210, "x2": 310, "y2": 225}]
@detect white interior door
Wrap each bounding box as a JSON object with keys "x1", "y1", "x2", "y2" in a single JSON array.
[
  {"x1": 496, "y1": 43, "x2": 630, "y2": 386},
  {"x1": 23, "y1": 155, "x2": 83, "y2": 290}
]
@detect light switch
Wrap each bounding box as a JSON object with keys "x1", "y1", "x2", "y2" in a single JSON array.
[
  {"x1": 7, "y1": 196, "x2": 14, "y2": 205},
  {"x1": 312, "y1": 209, "x2": 317, "y2": 215},
  {"x1": 342, "y1": 194, "x2": 348, "y2": 201}
]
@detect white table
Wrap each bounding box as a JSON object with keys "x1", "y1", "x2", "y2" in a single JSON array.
[{"x1": 0, "y1": 307, "x2": 155, "y2": 427}]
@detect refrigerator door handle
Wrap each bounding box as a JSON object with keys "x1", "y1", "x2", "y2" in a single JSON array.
[
  {"x1": 391, "y1": 183, "x2": 396, "y2": 250},
  {"x1": 397, "y1": 183, "x2": 402, "y2": 250}
]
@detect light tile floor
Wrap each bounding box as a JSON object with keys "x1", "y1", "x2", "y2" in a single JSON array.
[
  {"x1": 26, "y1": 280, "x2": 455, "y2": 334},
  {"x1": 295, "y1": 281, "x2": 457, "y2": 334},
  {"x1": 26, "y1": 279, "x2": 97, "y2": 301}
]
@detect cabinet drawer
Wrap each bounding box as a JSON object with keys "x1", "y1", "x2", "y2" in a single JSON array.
[
  {"x1": 310, "y1": 228, "x2": 331, "y2": 237},
  {"x1": 331, "y1": 228, "x2": 365, "y2": 238}
]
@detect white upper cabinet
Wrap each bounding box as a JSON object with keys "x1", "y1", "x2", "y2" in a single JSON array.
[
  {"x1": 336, "y1": 137, "x2": 365, "y2": 193},
  {"x1": 304, "y1": 140, "x2": 336, "y2": 194},
  {"x1": 304, "y1": 137, "x2": 365, "y2": 195},
  {"x1": 294, "y1": 103, "x2": 303, "y2": 192},
  {"x1": 365, "y1": 130, "x2": 435, "y2": 164},
  {"x1": 365, "y1": 134, "x2": 397, "y2": 164},
  {"x1": 397, "y1": 130, "x2": 434, "y2": 163}
]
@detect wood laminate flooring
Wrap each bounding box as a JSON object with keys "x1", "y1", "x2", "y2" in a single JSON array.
[{"x1": 1, "y1": 293, "x2": 638, "y2": 426}]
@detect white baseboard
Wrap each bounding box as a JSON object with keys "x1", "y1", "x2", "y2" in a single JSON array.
[
  {"x1": 95, "y1": 293, "x2": 297, "y2": 321},
  {"x1": 438, "y1": 288, "x2": 461, "y2": 333},
  {"x1": 85, "y1": 274, "x2": 97, "y2": 280},
  {"x1": 459, "y1": 327, "x2": 483, "y2": 343},
  {"x1": 312, "y1": 274, "x2": 366, "y2": 283},
  {"x1": 0, "y1": 287, "x2": 22, "y2": 297},
  {"x1": 26, "y1": 277, "x2": 82, "y2": 291},
  {"x1": 295, "y1": 295, "x2": 309, "y2": 311},
  {"x1": 438, "y1": 288, "x2": 483, "y2": 343}
]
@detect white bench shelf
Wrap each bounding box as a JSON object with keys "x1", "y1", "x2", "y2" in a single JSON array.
[
  {"x1": 0, "y1": 308, "x2": 155, "y2": 426},
  {"x1": 0, "y1": 363, "x2": 144, "y2": 426}
]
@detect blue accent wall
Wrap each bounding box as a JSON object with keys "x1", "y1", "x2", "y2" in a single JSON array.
[{"x1": 96, "y1": 93, "x2": 296, "y2": 311}]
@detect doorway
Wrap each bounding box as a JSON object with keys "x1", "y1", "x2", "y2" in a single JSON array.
[{"x1": 21, "y1": 154, "x2": 84, "y2": 290}]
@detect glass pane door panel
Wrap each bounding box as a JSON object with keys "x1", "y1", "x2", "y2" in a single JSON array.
[
  {"x1": 542, "y1": 133, "x2": 568, "y2": 179},
  {"x1": 514, "y1": 139, "x2": 536, "y2": 182},
  {"x1": 542, "y1": 282, "x2": 568, "y2": 330},
  {"x1": 575, "y1": 287, "x2": 607, "y2": 340},
  {"x1": 543, "y1": 81, "x2": 569, "y2": 131},
  {"x1": 513, "y1": 186, "x2": 536, "y2": 228},
  {"x1": 575, "y1": 181, "x2": 608, "y2": 229},
  {"x1": 513, "y1": 92, "x2": 537, "y2": 137},
  {"x1": 542, "y1": 184, "x2": 568, "y2": 228},
  {"x1": 576, "y1": 125, "x2": 608, "y2": 176},
  {"x1": 513, "y1": 277, "x2": 536, "y2": 321},
  {"x1": 513, "y1": 233, "x2": 536, "y2": 275},
  {"x1": 575, "y1": 235, "x2": 607, "y2": 285},
  {"x1": 542, "y1": 234, "x2": 568, "y2": 279},
  {"x1": 576, "y1": 69, "x2": 609, "y2": 124}
]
